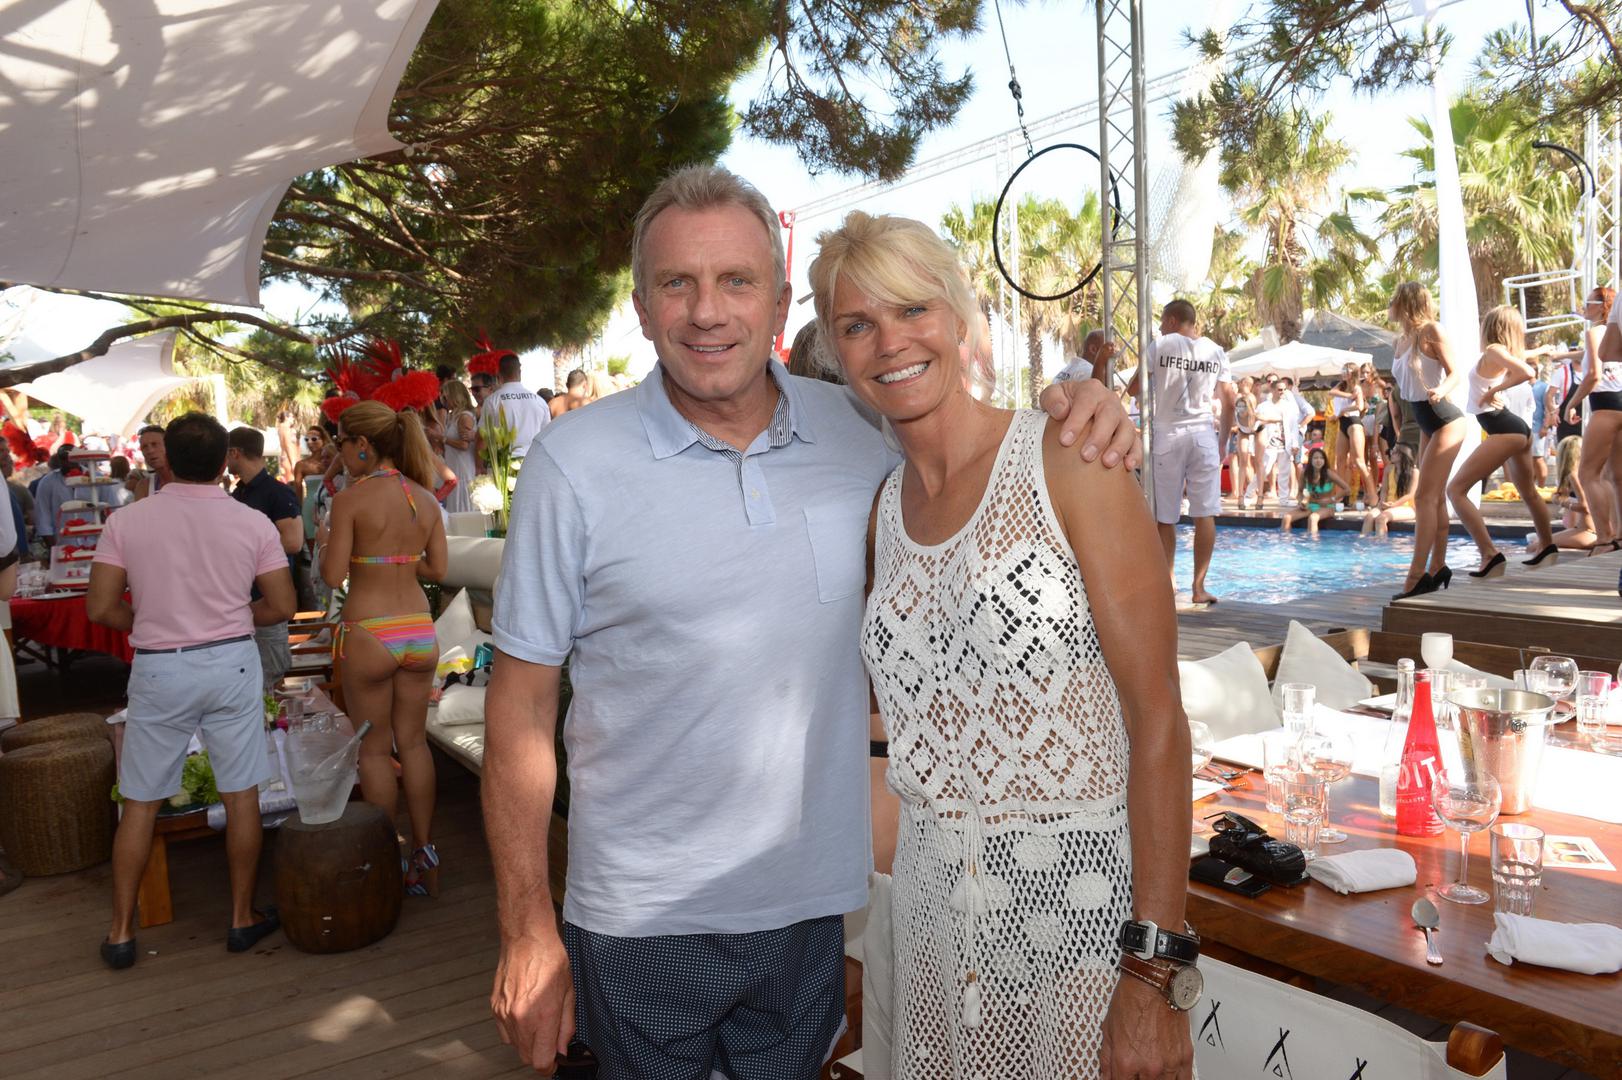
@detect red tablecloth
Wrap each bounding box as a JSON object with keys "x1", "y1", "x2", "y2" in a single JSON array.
[{"x1": 10, "y1": 593, "x2": 134, "y2": 663}]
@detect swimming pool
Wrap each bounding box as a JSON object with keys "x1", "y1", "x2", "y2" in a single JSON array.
[{"x1": 1172, "y1": 524, "x2": 1482, "y2": 605}]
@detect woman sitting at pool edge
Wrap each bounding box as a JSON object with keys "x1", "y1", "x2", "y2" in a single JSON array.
[{"x1": 1281, "y1": 446, "x2": 1349, "y2": 535}]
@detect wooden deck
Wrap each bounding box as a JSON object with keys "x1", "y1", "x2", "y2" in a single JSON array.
[
  {"x1": 0, "y1": 763, "x2": 543, "y2": 1080},
  {"x1": 1384, "y1": 548, "x2": 1622, "y2": 656}
]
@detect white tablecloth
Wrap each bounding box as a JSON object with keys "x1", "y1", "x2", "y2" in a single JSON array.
[{"x1": 1213, "y1": 706, "x2": 1622, "y2": 825}]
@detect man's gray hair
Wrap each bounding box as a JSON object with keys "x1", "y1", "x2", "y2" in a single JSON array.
[{"x1": 630, "y1": 165, "x2": 785, "y2": 298}]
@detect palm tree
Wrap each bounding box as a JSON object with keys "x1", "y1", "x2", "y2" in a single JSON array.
[
  {"x1": 1381, "y1": 96, "x2": 1579, "y2": 317},
  {"x1": 1220, "y1": 109, "x2": 1370, "y2": 342},
  {"x1": 942, "y1": 193, "x2": 1104, "y2": 406},
  {"x1": 1182, "y1": 227, "x2": 1259, "y2": 351}
]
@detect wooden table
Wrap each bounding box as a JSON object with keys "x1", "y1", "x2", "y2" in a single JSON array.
[{"x1": 1192, "y1": 764, "x2": 1622, "y2": 1075}]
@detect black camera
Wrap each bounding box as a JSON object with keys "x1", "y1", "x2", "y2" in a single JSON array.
[{"x1": 1203, "y1": 811, "x2": 1308, "y2": 886}]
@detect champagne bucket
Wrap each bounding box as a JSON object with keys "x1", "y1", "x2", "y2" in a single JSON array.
[{"x1": 1451, "y1": 688, "x2": 1557, "y2": 814}]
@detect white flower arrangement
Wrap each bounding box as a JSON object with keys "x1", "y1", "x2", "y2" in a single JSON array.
[{"x1": 469, "y1": 475, "x2": 504, "y2": 515}]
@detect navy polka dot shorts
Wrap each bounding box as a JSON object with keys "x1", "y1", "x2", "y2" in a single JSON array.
[{"x1": 562, "y1": 914, "x2": 846, "y2": 1080}]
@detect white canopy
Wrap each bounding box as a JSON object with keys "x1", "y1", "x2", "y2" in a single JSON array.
[
  {"x1": 1229, "y1": 340, "x2": 1372, "y2": 380},
  {"x1": 0, "y1": 0, "x2": 438, "y2": 306},
  {"x1": 14, "y1": 332, "x2": 195, "y2": 437}
]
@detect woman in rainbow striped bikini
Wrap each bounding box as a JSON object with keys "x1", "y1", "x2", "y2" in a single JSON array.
[{"x1": 321, "y1": 401, "x2": 449, "y2": 895}]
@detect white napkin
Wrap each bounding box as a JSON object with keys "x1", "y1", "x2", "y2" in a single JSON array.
[
  {"x1": 1486, "y1": 913, "x2": 1622, "y2": 974},
  {"x1": 1304, "y1": 849, "x2": 1417, "y2": 894}
]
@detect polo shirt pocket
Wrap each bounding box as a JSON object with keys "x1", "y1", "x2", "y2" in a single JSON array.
[{"x1": 803, "y1": 503, "x2": 869, "y2": 603}]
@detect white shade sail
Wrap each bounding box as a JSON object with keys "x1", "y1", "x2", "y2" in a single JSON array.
[
  {"x1": 0, "y1": 0, "x2": 438, "y2": 307},
  {"x1": 1229, "y1": 340, "x2": 1373, "y2": 380},
  {"x1": 14, "y1": 331, "x2": 194, "y2": 437}
]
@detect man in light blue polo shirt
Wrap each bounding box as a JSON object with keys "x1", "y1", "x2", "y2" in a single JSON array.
[{"x1": 483, "y1": 165, "x2": 1139, "y2": 1080}]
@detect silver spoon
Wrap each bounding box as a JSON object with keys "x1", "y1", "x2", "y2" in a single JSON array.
[{"x1": 1411, "y1": 897, "x2": 1444, "y2": 966}]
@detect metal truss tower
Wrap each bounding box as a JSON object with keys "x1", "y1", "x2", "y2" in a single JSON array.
[
  {"x1": 1594, "y1": 112, "x2": 1620, "y2": 292},
  {"x1": 1094, "y1": 0, "x2": 1154, "y2": 492}
]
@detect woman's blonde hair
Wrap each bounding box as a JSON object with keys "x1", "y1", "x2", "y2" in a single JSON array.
[
  {"x1": 442, "y1": 378, "x2": 474, "y2": 415},
  {"x1": 1555, "y1": 434, "x2": 1582, "y2": 497},
  {"x1": 1389, "y1": 281, "x2": 1437, "y2": 329},
  {"x1": 340, "y1": 400, "x2": 437, "y2": 491},
  {"x1": 808, "y1": 211, "x2": 988, "y2": 385},
  {"x1": 1480, "y1": 304, "x2": 1526, "y2": 356}
]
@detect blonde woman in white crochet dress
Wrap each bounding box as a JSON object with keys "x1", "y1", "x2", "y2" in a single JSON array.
[{"x1": 810, "y1": 214, "x2": 1194, "y2": 1080}]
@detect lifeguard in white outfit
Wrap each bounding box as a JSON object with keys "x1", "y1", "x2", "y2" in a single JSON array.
[{"x1": 1127, "y1": 300, "x2": 1236, "y2": 605}]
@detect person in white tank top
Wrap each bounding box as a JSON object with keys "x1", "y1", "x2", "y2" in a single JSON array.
[
  {"x1": 1387, "y1": 282, "x2": 1469, "y2": 599},
  {"x1": 811, "y1": 211, "x2": 1196, "y2": 1079},
  {"x1": 1564, "y1": 287, "x2": 1622, "y2": 551},
  {"x1": 1445, "y1": 306, "x2": 1558, "y2": 575}
]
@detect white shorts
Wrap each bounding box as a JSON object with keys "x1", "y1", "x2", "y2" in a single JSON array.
[
  {"x1": 120, "y1": 638, "x2": 269, "y2": 802},
  {"x1": 1150, "y1": 423, "x2": 1221, "y2": 524}
]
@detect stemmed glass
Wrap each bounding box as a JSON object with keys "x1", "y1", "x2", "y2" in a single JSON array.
[
  {"x1": 1420, "y1": 633, "x2": 1453, "y2": 671},
  {"x1": 1432, "y1": 769, "x2": 1503, "y2": 905},
  {"x1": 1189, "y1": 720, "x2": 1216, "y2": 830},
  {"x1": 1299, "y1": 731, "x2": 1354, "y2": 843},
  {"x1": 1530, "y1": 655, "x2": 1579, "y2": 704},
  {"x1": 1189, "y1": 720, "x2": 1215, "y2": 773}
]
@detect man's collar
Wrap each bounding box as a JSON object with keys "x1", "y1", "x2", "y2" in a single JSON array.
[
  {"x1": 635, "y1": 359, "x2": 815, "y2": 460},
  {"x1": 159, "y1": 481, "x2": 228, "y2": 497}
]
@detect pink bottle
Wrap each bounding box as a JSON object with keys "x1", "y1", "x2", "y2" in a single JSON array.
[{"x1": 1396, "y1": 671, "x2": 1445, "y2": 836}]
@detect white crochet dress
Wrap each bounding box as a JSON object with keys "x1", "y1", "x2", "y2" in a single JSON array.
[{"x1": 862, "y1": 410, "x2": 1133, "y2": 1080}]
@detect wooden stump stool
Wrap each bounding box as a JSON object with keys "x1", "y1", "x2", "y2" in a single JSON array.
[
  {"x1": 0, "y1": 712, "x2": 109, "y2": 753},
  {"x1": 273, "y1": 802, "x2": 402, "y2": 953},
  {"x1": 0, "y1": 739, "x2": 115, "y2": 875}
]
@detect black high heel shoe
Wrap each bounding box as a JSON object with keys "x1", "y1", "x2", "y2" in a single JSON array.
[
  {"x1": 1468, "y1": 553, "x2": 1507, "y2": 579},
  {"x1": 1523, "y1": 544, "x2": 1560, "y2": 568},
  {"x1": 1393, "y1": 572, "x2": 1437, "y2": 601},
  {"x1": 1431, "y1": 566, "x2": 1452, "y2": 590}
]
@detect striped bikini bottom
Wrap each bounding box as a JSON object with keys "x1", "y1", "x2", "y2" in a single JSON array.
[{"x1": 336, "y1": 612, "x2": 438, "y2": 673}]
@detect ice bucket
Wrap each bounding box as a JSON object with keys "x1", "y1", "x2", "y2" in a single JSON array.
[{"x1": 1451, "y1": 688, "x2": 1558, "y2": 815}]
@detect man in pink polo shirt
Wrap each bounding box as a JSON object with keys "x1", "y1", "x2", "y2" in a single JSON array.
[{"x1": 87, "y1": 413, "x2": 296, "y2": 970}]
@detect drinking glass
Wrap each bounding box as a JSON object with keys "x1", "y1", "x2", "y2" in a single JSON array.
[
  {"x1": 1491, "y1": 823, "x2": 1545, "y2": 916},
  {"x1": 1420, "y1": 632, "x2": 1453, "y2": 670},
  {"x1": 1281, "y1": 683, "x2": 1316, "y2": 737},
  {"x1": 1576, "y1": 671, "x2": 1611, "y2": 746},
  {"x1": 1189, "y1": 720, "x2": 1215, "y2": 774},
  {"x1": 1432, "y1": 769, "x2": 1503, "y2": 905},
  {"x1": 1299, "y1": 731, "x2": 1354, "y2": 843},
  {"x1": 1513, "y1": 668, "x2": 1550, "y2": 695},
  {"x1": 1261, "y1": 730, "x2": 1296, "y2": 814},
  {"x1": 1530, "y1": 655, "x2": 1579, "y2": 702},
  {"x1": 1282, "y1": 772, "x2": 1326, "y2": 861}
]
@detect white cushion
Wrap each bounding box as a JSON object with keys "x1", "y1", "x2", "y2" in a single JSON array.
[
  {"x1": 433, "y1": 589, "x2": 493, "y2": 678},
  {"x1": 434, "y1": 683, "x2": 487, "y2": 728},
  {"x1": 1270, "y1": 620, "x2": 1374, "y2": 711},
  {"x1": 1179, "y1": 641, "x2": 1277, "y2": 741}
]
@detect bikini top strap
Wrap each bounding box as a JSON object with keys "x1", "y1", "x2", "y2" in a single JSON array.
[{"x1": 396, "y1": 470, "x2": 417, "y2": 520}]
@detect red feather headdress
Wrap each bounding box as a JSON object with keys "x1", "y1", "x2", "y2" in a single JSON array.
[
  {"x1": 467, "y1": 332, "x2": 513, "y2": 378},
  {"x1": 320, "y1": 338, "x2": 439, "y2": 421}
]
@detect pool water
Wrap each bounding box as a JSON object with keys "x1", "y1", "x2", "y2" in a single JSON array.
[{"x1": 1172, "y1": 525, "x2": 1482, "y2": 605}]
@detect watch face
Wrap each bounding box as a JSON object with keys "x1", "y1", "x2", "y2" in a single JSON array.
[{"x1": 1169, "y1": 965, "x2": 1204, "y2": 1011}]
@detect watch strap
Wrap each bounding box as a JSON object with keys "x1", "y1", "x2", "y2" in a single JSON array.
[{"x1": 1119, "y1": 920, "x2": 1201, "y2": 964}]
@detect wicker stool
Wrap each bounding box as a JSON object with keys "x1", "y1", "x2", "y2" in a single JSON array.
[
  {"x1": 0, "y1": 739, "x2": 116, "y2": 875},
  {"x1": 0, "y1": 712, "x2": 110, "y2": 753},
  {"x1": 274, "y1": 802, "x2": 403, "y2": 953}
]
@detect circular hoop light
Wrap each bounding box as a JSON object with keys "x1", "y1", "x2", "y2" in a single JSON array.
[{"x1": 992, "y1": 142, "x2": 1124, "y2": 302}]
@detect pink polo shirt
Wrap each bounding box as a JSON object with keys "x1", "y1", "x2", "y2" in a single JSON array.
[{"x1": 93, "y1": 482, "x2": 288, "y2": 651}]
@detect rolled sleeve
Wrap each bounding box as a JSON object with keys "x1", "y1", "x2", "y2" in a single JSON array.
[
  {"x1": 492, "y1": 445, "x2": 587, "y2": 666},
  {"x1": 92, "y1": 511, "x2": 126, "y2": 568},
  {"x1": 255, "y1": 520, "x2": 287, "y2": 576}
]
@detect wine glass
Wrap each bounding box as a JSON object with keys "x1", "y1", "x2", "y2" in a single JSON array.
[
  {"x1": 1299, "y1": 731, "x2": 1355, "y2": 843},
  {"x1": 1420, "y1": 632, "x2": 1453, "y2": 671},
  {"x1": 1431, "y1": 769, "x2": 1503, "y2": 905},
  {"x1": 1530, "y1": 655, "x2": 1578, "y2": 703},
  {"x1": 1189, "y1": 720, "x2": 1215, "y2": 774}
]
